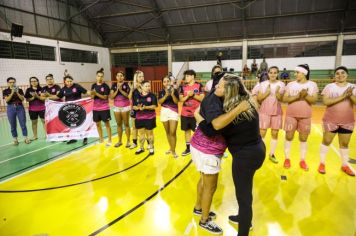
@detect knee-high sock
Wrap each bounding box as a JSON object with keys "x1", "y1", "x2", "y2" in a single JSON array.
[
  {"x1": 319, "y1": 144, "x2": 329, "y2": 164},
  {"x1": 284, "y1": 140, "x2": 291, "y2": 159},
  {"x1": 270, "y1": 139, "x2": 278, "y2": 156},
  {"x1": 339, "y1": 148, "x2": 349, "y2": 166},
  {"x1": 300, "y1": 142, "x2": 307, "y2": 160}
]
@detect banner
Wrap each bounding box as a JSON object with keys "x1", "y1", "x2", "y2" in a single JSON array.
[{"x1": 45, "y1": 98, "x2": 98, "y2": 141}]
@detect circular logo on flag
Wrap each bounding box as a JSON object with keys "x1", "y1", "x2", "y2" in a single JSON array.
[{"x1": 58, "y1": 103, "x2": 86, "y2": 128}]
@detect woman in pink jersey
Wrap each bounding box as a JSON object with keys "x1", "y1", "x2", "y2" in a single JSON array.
[
  {"x1": 158, "y1": 75, "x2": 179, "y2": 158},
  {"x1": 25, "y1": 76, "x2": 46, "y2": 141},
  {"x1": 283, "y1": 64, "x2": 318, "y2": 171},
  {"x1": 110, "y1": 71, "x2": 131, "y2": 148},
  {"x1": 256, "y1": 66, "x2": 285, "y2": 163},
  {"x1": 318, "y1": 66, "x2": 356, "y2": 176},
  {"x1": 91, "y1": 68, "x2": 112, "y2": 146}
]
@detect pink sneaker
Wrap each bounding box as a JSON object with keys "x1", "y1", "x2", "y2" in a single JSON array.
[
  {"x1": 341, "y1": 165, "x2": 355, "y2": 176},
  {"x1": 318, "y1": 163, "x2": 326, "y2": 174},
  {"x1": 283, "y1": 159, "x2": 291, "y2": 169},
  {"x1": 300, "y1": 160, "x2": 309, "y2": 171}
]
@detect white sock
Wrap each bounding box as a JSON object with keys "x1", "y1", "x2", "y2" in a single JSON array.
[
  {"x1": 339, "y1": 148, "x2": 349, "y2": 166},
  {"x1": 319, "y1": 144, "x2": 329, "y2": 164},
  {"x1": 300, "y1": 142, "x2": 307, "y2": 161},
  {"x1": 270, "y1": 139, "x2": 278, "y2": 156},
  {"x1": 284, "y1": 140, "x2": 291, "y2": 159}
]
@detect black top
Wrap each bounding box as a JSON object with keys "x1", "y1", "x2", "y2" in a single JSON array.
[
  {"x1": 57, "y1": 83, "x2": 87, "y2": 101},
  {"x1": 42, "y1": 84, "x2": 61, "y2": 95},
  {"x1": 25, "y1": 86, "x2": 45, "y2": 107},
  {"x1": 91, "y1": 83, "x2": 110, "y2": 99},
  {"x1": 158, "y1": 89, "x2": 179, "y2": 106},
  {"x1": 111, "y1": 82, "x2": 130, "y2": 98},
  {"x1": 200, "y1": 93, "x2": 261, "y2": 153},
  {"x1": 2, "y1": 88, "x2": 24, "y2": 105},
  {"x1": 132, "y1": 88, "x2": 141, "y2": 102}
]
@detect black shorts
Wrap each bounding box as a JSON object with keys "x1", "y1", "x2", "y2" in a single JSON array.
[
  {"x1": 29, "y1": 110, "x2": 45, "y2": 120},
  {"x1": 181, "y1": 116, "x2": 196, "y2": 131},
  {"x1": 135, "y1": 118, "x2": 156, "y2": 130},
  {"x1": 331, "y1": 127, "x2": 353, "y2": 134},
  {"x1": 130, "y1": 109, "x2": 136, "y2": 118},
  {"x1": 93, "y1": 110, "x2": 111, "y2": 122}
]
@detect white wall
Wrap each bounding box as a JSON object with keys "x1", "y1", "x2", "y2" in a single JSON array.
[
  {"x1": 341, "y1": 56, "x2": 356, "y2": 69},
  {"x1": 0, "y1": 32, "x2": 110, "y2": 86}
]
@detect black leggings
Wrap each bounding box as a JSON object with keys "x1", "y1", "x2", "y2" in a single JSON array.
[{"x1": 231, "y1": 140, "x2": 265, "y2": 236}]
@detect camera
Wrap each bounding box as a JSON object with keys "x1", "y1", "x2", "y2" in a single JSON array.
[
  {"x1": 167, "y1": 85, "x2": 172, "y2": 94},
  {"x1": 13, "y1": 86, "x2": 18, "y2": 92}
]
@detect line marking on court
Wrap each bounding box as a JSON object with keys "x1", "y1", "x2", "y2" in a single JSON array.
[
  {"x1": 184, "y1": 219, "x2": 195, "y2": 235},
  {"x1": 0, "y1": 142, "x2": 14, "y2": 148},
  {"x1": 0, "y1": 143, "x2": 60, "y2": 164},
  {"x1": 89, "y1": 160, "x2": 193, "y2": 236},
  {"x1": 0, "y1": 152, "x2": 151, "y2": 192},
  {"x1": 313, "y1": 125, "x2": 341, "y2": 157}
]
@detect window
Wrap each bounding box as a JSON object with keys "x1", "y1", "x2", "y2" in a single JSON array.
[
  {"x1": 60, "y1": 48, "x2": 98, "y2": 63},
  {"x1": 173, "y1": 47, "x2": 242, "y2": 62},
  {"x1": 343, "y1": 40, "x2": 356, "y2": 55},
  {"x1": 0, "y1": 40, "x2": 56, "y2": 61},
  {"x1": 112, "y1": 51, "x2": 167, "y2": 66}
]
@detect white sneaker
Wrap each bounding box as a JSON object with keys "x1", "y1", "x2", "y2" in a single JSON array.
[{"x1": 129, "y1": 143, "x2": 137, "y2": 149}]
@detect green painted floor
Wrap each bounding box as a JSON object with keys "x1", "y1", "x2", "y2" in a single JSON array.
[{"x1": 0, "y1": 110, "x2": 120, "y2": 181}]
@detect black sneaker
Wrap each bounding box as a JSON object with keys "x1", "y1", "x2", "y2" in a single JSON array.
[
  {"x1": 199, "y1": 218, "x2": 223, "y2": 235},
  {"x1": 193, "y1": 208, "x2": 216, "y2": 219},
  {"x1": 228, "y1": 215, "x2": 253, "y2": 230},
  {"x1": 66, "y1": 139, "x2": 77, "y2": 144},
  {"x1": 83, "y1": 138, "x2": 88, "y2": 145},
  {"x1": 135, "y1": 148, "x2": 144, "y2": 155},
  {"x1": 181, "y1": 149, "x2": 191, "y2": 156}
]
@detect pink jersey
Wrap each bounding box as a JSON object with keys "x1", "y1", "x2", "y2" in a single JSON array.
[
  {"x1": 322, "y1": 83, "x2": 355, "y2": 124},
  {"x1": 285, "y1": 80, "x2": 319, "y2": 118},
  {"x1": 258, "y1": 80, "x2": 285, "y2": 116},
  {"x1": 190, "y1": 127, "x2": 227, "y2": 155},
  {"x1": 251, "y1": 83, "x2": 260, "y2": 96},
  {"x1": 180, "y1": 82, "x2": 204, "y2": 117}
]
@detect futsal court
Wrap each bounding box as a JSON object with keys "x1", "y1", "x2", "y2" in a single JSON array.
[{"x1": 0, "y1": 106, "x2": 355, "y2": 236}]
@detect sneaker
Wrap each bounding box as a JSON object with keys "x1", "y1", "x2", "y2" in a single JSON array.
[
  {"x1": 193, "y1": 208, "x2": 216, "y2": 219},
  {"x1": 318, "y1": 163, "x2": 326, "y2": 174},
  {"x1": 269, "y1": 154, "x2": 278, "y2": 164},
  {"x1": 283, "y1": 159, "x2": 291, "y2": 169},
  {"x1": 341, "y1": 165, "x2": 355, "y2": 176},
  {"x1": 135, "y1": 148, "x2": 144, "y2": 155},
  {"x1": 13, "y1": 139, "x2": 19, "y2": 146},
  {"x1": 149, "y1": 148, "x2": 154, "y2": 155},
  {"x1": 199, "y1": 218, "x2": 223, "y2": 235},
  {"x1": 106, "y1": 142, "x2": 112, "y2": 147},
  {"x1": 125, "y1": 143, "x2": 131, "y2": 148},
  {"x1": 182, "y1": 149, "x2": 191, "y2": 156},
  {"x1": 228, "y1": 215, "x2": 253, "y2": 230},
  {"x1": 129, "y1": 143, "x2": 137, "y2": 149},
  {"x1": 83, "y1": 138, "x2": 88, "y2": 145},
  {"x1": 300, "y1": 160, "x2": 309, "y2": 171},
  {"x1": 67, "y1": 139, "x2": 77, "y2": 144},
  {"x1": 114, "y1": 142, "x2": 122, "y2": 148}
]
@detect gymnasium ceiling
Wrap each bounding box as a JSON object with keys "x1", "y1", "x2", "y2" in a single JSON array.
[{"x1": 72, "y1": 0, "x2": 356, "y2": 47}]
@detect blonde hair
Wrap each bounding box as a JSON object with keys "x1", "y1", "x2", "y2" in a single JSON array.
[
  {"x1": 133, "y1": 70, "x2": 144, "y2": 90},
  {"x1": 222, "y1": 74, "x2": 258, "y2": 124}
]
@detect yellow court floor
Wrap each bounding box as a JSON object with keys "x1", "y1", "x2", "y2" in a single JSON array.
[{"x1": 0, "y1": 108, "x2": 356, "y2": 236}]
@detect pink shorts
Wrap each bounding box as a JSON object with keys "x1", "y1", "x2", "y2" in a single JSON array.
[
  {"x1": 259, "y1": 114, "x2": 283, "y2": 130},
  {"x1": 322, "y1": 122, "x2": 354, "y2": 132},
  {"x1": 284, "y1": 116, "x2": 311, "y2": 134}
]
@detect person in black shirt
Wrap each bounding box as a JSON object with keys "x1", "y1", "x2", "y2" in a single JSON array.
[
  {"x1": 132, "y1": 80, "x2": 157, "y2": 155},
  {"x1": 41, "y1": 74, "x2": 61, "y2": 101},
  {"x1": 196, "y1": 74, "x2": 265, "y2": 236},
  {"x1": 2, "y1": 77, "x2": 30, "y2": 145},
  {"x1": 25, "y1": 76, "x2": 46, "y2": 141},
  {"x1": 51, "y1": 75, "x2": 92, "y2": 145},
  {"x1": 158, "y1": 75, "x2": 179, "y2": 158},
  {"x1": 91, "y1": 68, "x2": 112, "y2": 146}
]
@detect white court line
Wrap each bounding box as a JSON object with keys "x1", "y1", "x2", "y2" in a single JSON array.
[
  {"x1": 184, "y1": 219, "x2": 195, "y2": 235},
  {"x1": 313, "y1": 125, "x2": 340, "y2": 157},
  {"x1": 0, "y1": 141, "x2": 98, "y2": 184},
  {"x1": 0, "y1": 143, "x2": 60, "y2": 164},
  {"x1": 0, "y1": 142, "x2": 14, "y2": 148}
]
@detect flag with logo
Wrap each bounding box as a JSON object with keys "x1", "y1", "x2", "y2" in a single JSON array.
[{"x1": 45, "y1": 98, "x2": 98, "y2": 141}]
